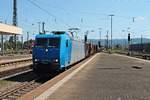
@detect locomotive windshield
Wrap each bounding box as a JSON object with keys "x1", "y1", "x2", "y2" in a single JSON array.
[
  {"x1": 36, "y1": 38, "x2": 60, "y2": 48},
  {"x1": 48, "y1": 38, "x2": 60, "y2": 48},
  {"x1": 36, "y1": 38, "x2": 47, "y2": 47}
]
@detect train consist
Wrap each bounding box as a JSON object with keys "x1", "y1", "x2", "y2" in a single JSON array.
[{"x1": 32, "y1": 31, "x2": 98, "y2": 74}]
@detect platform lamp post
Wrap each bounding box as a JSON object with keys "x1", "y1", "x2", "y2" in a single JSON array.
[
  {"x1": 122, "y1": 30, "x2": 126, "y2": 50},
  {"x1": 109, "y1": 14, "x2": 114, "y2": 52},
  {"x1": 98, "y1": 28, "x2": 102, "y2": 49},
  {"x1": 105, "y1": 30, "x2": 109, "y2": 51}
]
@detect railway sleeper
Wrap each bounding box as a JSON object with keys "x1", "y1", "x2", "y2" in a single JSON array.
[
  {"x1": 12, "y1": 93, "x2": 21, "y2": 96},
  {"x1": 0, "y1": 59, "x2": 32, "y2": 67},
  {"x1": 14, "y1": 91, "x2": 25, "y2": 95},
  {"x1": 16, "y1": 90, "x2": 27, "y2": 94},
  {"x1": 8, "y1": 95, "x2": 18, "y2": 99},
  {"x1": 22, "y1": 86, "x2": 34, "y2": 90},
  {"x1": 0, "y1": 62, "x2": 31, "y2": 69},
  {"x1": 0, "y1": 64, "x2": 5, "y2": 67}
]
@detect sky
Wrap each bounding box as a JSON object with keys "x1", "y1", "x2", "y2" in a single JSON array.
[{"x1": 0, "y1": 0, "x2": 150, "y2": 40}]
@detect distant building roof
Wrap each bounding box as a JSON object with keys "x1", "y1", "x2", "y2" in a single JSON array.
[{"x1": 0, "y1": 23, "x2": 22, "y2": 35}]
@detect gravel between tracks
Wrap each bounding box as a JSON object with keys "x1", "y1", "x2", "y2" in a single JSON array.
[{"x1": 0, "y1": 71, "x2": 36, "y2": 95}]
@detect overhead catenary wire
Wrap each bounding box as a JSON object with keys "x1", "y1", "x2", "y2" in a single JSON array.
[
  {"x1": 27, "y1": 0, "x2": 140, "y2": 35},
  {"x1": 28, "y1": 0, "x2": 134, "y2": 22},
  {"x1": 27, "y1": 0, "x2": 70, "y2": 28},
  {"x1": 20, "y1": 0, "x2": 149, "y2": 39}
]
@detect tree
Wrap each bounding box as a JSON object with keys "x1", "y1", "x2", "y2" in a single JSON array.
[{"x1": 24, "y1": 39, "x2": 35, "y2": 49}]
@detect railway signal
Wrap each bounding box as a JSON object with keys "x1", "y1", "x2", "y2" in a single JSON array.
[
  {"x1": 128, "y1": 33, "x2": 131, "y2": 42},
  {"x1": 84, "y1": 34, "x2": 87, "y2": 43},
  {"x1": 99, "y1": 28, "x2": 102, "y2": 48},
  {"x1": 128, "y1": 33, "x2": 131, "y2": 55}
]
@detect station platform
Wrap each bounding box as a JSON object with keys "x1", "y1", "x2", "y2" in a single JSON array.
[{"x1": 20, "y1": 53, "x2": 150, "y2": 100}]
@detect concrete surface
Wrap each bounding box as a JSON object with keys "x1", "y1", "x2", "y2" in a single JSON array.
[
  {"x1": 0, "y1": 23, "x2": 22, "y2": 35},
  {"x1": 47, "y1": 53, "x2": 150, "y2": 100}
]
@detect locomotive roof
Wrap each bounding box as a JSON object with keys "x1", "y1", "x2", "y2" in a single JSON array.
[
  {"x1": 51, "y1": 31, "x2": 66, "y2": 34},
  {"x1": 35, "y1": 32, "x2": 71, "y2": 38},
  {"x1": 35, "y1": 32, "x2": 84, "y2": 42}
]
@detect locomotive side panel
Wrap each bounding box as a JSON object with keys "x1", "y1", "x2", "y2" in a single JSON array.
[
  {"x1": 70, "y1": 40, "x2": 85, "y2": 64},
  {"x1": 59, "y1": 35, "x2": 72, "y2": 68}
]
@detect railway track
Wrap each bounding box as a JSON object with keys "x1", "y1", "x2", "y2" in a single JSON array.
[
  {"x1": 0, "y1": 68, "x2": 57, "y2": 100},
  {"x1": 0, "y1": 58, "x2": 32, "y2": 68},
  {"x1": 0, "y1": 55, "x2": 95, "y2": 99},
  {"x1": 0, "y1": 79, "x2": 41, "y2": 100},
  {"x1": 0, "y1": 57, "x2": 32, "y2": 80}
]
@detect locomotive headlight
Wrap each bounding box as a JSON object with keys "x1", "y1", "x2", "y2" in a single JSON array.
[
  {"x1": 54, "y1": 59, "x2": 58, "y2": 63},
  {"x1": 45, "y1": 49, "x2": 48, "y2": 52},
  {"x1": 34, "y1": 59, "x2": 38, "y2": 62},
  {"x1": 55, "y1": 59, "x2": 58, "y2": 62}
]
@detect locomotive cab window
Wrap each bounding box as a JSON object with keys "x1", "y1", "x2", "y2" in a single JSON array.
[
  {"x1": 48, "y1": 38, "x2": 60, "y2": 48},
  {"x1": 36, "y1": 38, "x2": 48, "y2": 47}
]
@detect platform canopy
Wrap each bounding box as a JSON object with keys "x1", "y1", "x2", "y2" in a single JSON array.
[{"x1": 0, "y1": 23, "x2": 22, "y2": 35}]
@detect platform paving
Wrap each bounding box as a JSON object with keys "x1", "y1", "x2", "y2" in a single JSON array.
[{"x1": 47, "y1": 53, "x2": 150, "y2": 100}]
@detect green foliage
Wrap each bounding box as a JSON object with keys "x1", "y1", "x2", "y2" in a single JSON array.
[
  {"x1": 24, "y1": 39, "x2": 35, "y2": 49},
  {"x1": 2, "y1": 39, "x2": 35, "y2": 52},
  {"x1": 4, "y1": 40, "x2": 13, "y2": 50}
]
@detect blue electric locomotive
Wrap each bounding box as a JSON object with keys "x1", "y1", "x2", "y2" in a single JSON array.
[{"x1": 32, "y1": 31, "x2": 86, "y2": 73}]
